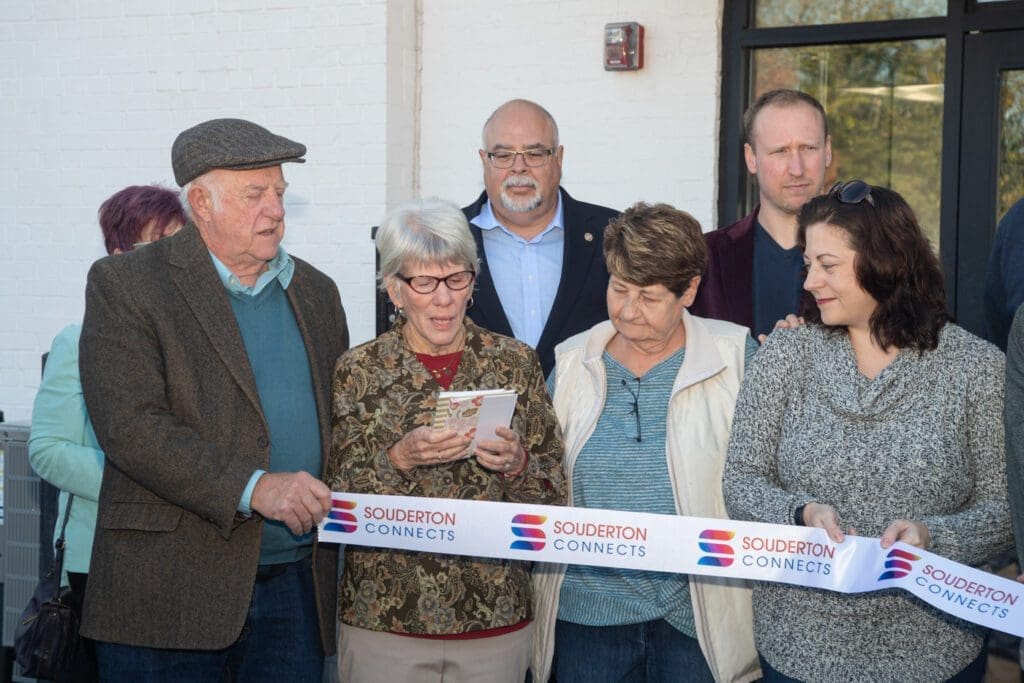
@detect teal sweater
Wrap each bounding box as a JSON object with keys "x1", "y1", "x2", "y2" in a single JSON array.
[
  {"x1": 557, "y1": 348, "x2": 696, "y2": 636},
  {"x1": 557, "y1": 336, "x2": 757, "y2": 635},
  {"x1": 229, "y1": 281, "x2": 321, "y2": 564}
]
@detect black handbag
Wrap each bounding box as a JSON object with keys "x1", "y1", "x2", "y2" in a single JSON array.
[{"x1": 14, "y1": 494, "x2": 80, "y2": 680}]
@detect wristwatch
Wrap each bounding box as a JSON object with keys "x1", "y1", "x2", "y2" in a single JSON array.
[{"x1": 794, "y1": 504, "x2": 808, "y2": 526}]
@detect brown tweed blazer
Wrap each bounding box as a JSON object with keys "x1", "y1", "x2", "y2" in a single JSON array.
[{"x1": 78, "y1": 223, "x2": 348, "y2": 652}]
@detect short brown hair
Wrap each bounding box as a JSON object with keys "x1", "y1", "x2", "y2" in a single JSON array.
[
  {"x1": 743, "y1": 89, "x2": 828, "y2": 149},
  {"x1": 603, "y1": 202, "x2": 706, "y2": 297},
  {"x1": 797, "y1": 183, "x2": 949, "y2": 351}
]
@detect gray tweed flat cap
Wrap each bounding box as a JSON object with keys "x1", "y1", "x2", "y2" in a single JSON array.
[{"x1": 171, "y1": 118, "x2": 306, "y2": 186}]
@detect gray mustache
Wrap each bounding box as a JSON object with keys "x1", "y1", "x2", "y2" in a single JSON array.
[{"x1": 503, "y1": 176, "x2": 538, "y2": 190}]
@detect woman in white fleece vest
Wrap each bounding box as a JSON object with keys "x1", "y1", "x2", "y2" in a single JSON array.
[{"x1": 534, "y1": 202, "x2": 760, "y2": 683}]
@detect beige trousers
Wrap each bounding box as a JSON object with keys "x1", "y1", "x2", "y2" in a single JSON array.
[{"x1": 338, "y1": 622, "x2": 532, "y2": 683}]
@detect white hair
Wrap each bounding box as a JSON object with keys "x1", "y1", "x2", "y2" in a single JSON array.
[
  {"x1": 375, "y1": 198, "x2": 479, "y2": 292},
  {"x1": 180, "y1": 172, "x2": 222, "y2": 219}
]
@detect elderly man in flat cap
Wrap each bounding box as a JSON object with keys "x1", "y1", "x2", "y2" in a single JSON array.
[{"x1": 78, "y1": 118, "x2": 348, "y2": 680}]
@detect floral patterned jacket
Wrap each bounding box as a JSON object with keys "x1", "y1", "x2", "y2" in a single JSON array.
[{"x1": 328, "y1": 316, "x2": 566, "y2": 635}]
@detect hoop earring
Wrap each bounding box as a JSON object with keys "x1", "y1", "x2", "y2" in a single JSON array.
[
  {"x1": 466, "y1": 297, "x2": 474, "y2": 311},
  {"x1": 395, "y1": 307, "x2": 404, "y2": 317}
]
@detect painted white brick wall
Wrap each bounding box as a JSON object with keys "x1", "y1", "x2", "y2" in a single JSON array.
[
  {"x1": 2, "y1": 0, "x2": 723, "y2": 420},
  {"x1": 418, "y1": 1, "x2": 723, "y2": 227},
  {"x1": 1, "y1": 1, "x2": 396, "y2": 419}
]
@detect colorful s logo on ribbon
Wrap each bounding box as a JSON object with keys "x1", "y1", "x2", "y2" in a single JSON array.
[
  {"x1": 324, "y1": 499, "x2": 358, "y2": 533},
  {"x1": 697, "y1": 529, "x2": 735, "y2": 567},
  {"x1": 510, "y1": 514, "x2": 547, "y2": 551},
  {"x1": 877, "y1": 548, "x2": 921, "y2": 581}
]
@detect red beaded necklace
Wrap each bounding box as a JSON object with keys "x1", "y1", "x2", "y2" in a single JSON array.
[
  {"x1": 415, "y1": 351, "x2": 463, "y2": 389},
  {"x1": 404, "y1": 323, "x2": 466, "y2": 390}
]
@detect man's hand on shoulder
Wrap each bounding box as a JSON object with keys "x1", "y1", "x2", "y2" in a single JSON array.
[
  {"x1": 757, "y1": 314, "x2": 806, "y2": 344},
  {"x1": 250, "y1": 471, "x2": 331, "y2": 535}
]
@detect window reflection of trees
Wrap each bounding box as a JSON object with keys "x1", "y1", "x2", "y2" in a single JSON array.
[
  {"x1": 755, "y1": 0, "x2": 946, "y2": 28},
  {"x1": 752, "y1": 39, "x2": 945, "y2": 249},
  {"x1": 999, "y1": 71, "x2": 1024, "y2": 223}
]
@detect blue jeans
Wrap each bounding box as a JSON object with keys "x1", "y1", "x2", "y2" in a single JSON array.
[
  {"x1": 96, "y1": 557, "x2": 323, "y2": 682},
  {"x1": 554, "y1": 619, "x2": 714, "y2": 683},
  {"x1": 759, "y1": 648, "x2": 986, "y2": 683}
]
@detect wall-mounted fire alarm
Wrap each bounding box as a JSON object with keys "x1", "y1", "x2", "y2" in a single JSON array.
[{"x1": 604, "y1": 22, "x2": 644, "y2": 71}]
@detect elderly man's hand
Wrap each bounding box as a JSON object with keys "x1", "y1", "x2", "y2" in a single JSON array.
[
  {"x1": 250, "y1": 471, "x2": 332, "y2": 535},
  {"x1": 757, "y1": 314, "x2": 806, "y2": 344}
]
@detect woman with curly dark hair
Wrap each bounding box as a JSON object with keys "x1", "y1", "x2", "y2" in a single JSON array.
[{"x1": 723, "y1": 181, "x2": 1012, "y2": 682}]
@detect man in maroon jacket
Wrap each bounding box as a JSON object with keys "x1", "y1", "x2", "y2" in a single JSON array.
[{"x1": 691, "y1": 90, "x2": 831, "y2": 339}]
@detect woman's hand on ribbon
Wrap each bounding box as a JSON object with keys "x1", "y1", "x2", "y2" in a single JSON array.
[
  {"x1": 879, "y1": 519, "x2": 931, "y2": 550},
  {"x1": 475, "y1": 426, "x2": 526, "y2": 476},
  {"x1": 801, "y1": 502, "x2": 847, "y2": 543},
  {"x1": 387, "y1": 426, "x2": 472, "y2": 471}
]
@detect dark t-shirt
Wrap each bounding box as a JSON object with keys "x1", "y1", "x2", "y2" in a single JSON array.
[{"x1": 752, "y1": 221, "x2": 804, "y2": 338}]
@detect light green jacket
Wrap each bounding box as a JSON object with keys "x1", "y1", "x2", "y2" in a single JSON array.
[{"x1": 28, "y1": 324, "x2": 103, "y2": 576}]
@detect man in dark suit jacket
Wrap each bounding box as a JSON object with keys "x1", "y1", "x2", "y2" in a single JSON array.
[
  {"x1": 984, "y1": 197, "x2": 1024, "y2": 351},
  {"x1": 691, "y1": 90, "x2": 831, "y2": 339},
  {"x1": 463, "y1": 99, "x2": 617, "y2": 376},
  {"x1": 79, "y1": 119, "x2": 348, "y2": 680}
]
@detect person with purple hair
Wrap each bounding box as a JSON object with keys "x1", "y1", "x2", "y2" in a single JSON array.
[
  {"x1": 97, "y1": 184, "x2": 185, "y2": 253},
  {"x1": 28, "y1": 184, "x2": 185, "y2": 682}
]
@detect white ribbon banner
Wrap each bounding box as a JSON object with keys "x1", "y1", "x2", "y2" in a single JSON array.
[{"x1": 319, "y1": 492, "x2": 1024, "y2": 637}]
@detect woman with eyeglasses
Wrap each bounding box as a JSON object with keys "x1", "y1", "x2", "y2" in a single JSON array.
[
  {"x1": 723, "y1": 181, "x2": 1011, "y2": 682},
  {"x1": 327, "y1": 198, "x2": 565, "y2": 682},
  {"x1": 533, "y1": 203, "x2": 760, "y2": 683}
]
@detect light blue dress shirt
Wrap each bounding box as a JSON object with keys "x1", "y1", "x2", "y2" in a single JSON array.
[
  {"x1": 208, "y1": 247, "x2": 295, "y2": 514},
  {"x1": 209, "y1": 247, "x2": 295, "y2": 295},
  {"x1": 470, "y1": 195, "x2": 565, "y2": 348}
]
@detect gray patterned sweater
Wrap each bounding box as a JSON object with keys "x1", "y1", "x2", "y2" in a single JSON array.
[{"x1": 723, "y1": 323, "x2": 1011, "y2": 682}]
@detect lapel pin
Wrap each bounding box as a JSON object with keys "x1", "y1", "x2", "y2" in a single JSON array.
[{"x1": 584, "y1": 232, "x2": 594, "y2": 242}]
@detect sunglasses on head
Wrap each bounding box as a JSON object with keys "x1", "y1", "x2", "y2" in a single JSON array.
[{"x1": 829, "y1": 179, "x2": 874, "y2": 206}]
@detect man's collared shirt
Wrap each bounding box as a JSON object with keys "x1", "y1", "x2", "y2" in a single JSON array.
[
  {"x1": 208, "y1": 246, "x2": 295, "y2": 515},
  {"x1": 471, "y1": 194, "x2": 564, "y2": 348},
  {"x1": 209, "y1": 246, "x2": 295, "y2": 295}
]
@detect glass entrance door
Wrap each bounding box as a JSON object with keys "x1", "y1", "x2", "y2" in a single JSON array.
[
  {"x1": 957, "y1": 30, "x2": 1024, "y2": 336},
  {"x1": 750, "y1": 39, "x2": 946, "y2": 248}
]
